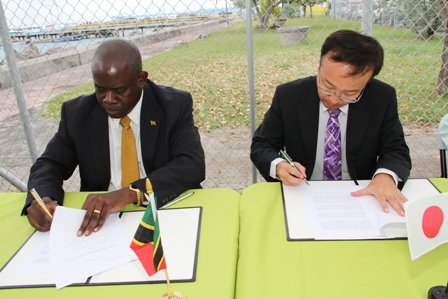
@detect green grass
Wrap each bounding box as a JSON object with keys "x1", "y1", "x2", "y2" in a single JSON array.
[
  {"x1": 46, "y1": 16, "x2": 447, "y2": 131},
  {"x1": 45, "y1": 82, "x2": 94, "y2": 119}
]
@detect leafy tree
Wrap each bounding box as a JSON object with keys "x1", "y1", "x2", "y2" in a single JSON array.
[
  {"x1": 299, "y1": 1, "x2": 319, "y2": 18},
  {"x1": 396, "y1": 0, "x2": 443, "y2": 39},
  {"x1": 256, "y1": 0, "x2": 284, "y2": 27},
  {"x1": 230, "y1": 0, "x2": 263, "y2": 20},
  {"x1": 232, "y1": 0, "x2": 251, "y2": 18},
  {"x1": 232, "y1": 0, "x2": 321, "y2": 28},
  {"x1": 262, "y1": 0, "x2": 282, "y2": 18},
  {"x1": 395, "y1": 0, "x2": 448, "y2": 95},
  {"x1": 232, "y1": 0, "x2": 246, "y2": 8},
  {"x1": 282, "y1": 3, "x2": 298, "y2": 17}
]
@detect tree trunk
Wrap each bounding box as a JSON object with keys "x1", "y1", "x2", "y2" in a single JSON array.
[
  {"x1": 417, "y1": 23, "x2": 435, "y2": 39},
  {"x1": 435, "y1": 0, "x2": 448, "y2": 95},
  {"x1": 252, "y1": 0, "x2": 262, "y2": 20},
  {"x1": 258, "y1": 0, "x2": 283, "y2": 28}
]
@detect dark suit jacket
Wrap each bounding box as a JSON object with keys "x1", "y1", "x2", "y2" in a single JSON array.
[
  {"x1": 23, "y1": 79, "x2": 205, "y2": 214},
  {"x1": 251, "y1": 76, "x2": 411, "y2": 188}
]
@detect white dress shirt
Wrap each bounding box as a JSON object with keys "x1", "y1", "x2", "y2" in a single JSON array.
[
  {"x1": 270, "y1": 102, "x2": 399, "y2": 184},
  {"x1": 107, "y1": 90, "x2": 147, "y2": 191}
]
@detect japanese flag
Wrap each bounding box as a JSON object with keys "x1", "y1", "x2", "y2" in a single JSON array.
[{"x1": 405, "y1": 193, "x2": 448, "y2": 260}]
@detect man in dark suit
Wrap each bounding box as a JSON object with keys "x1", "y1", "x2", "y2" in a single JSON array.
[
  {"x1": 251, "y1": 30, "x2": 411, "y2": 216},
  {"x1": 23, "y1": 39, "x2": 205, "y2": 235}
]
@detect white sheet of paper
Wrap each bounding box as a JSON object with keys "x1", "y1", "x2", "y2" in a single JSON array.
[
  {"x1": 16, "y1": 232, "x2": 53, "y2": 274},
  {"x1": 283, "y1": 180, "x2": 357, "y2": 239},
  {"x1": 0, "y1": 231, "x2": 60, "y2": 288},
  {"x1": 50, "y1": 207, "x2": 136, "y2": 289},
  {"x1": 285, "y1": 179, "x2": 441, "y2": 240},
  {"x1": 356, "y1": 179, "x2": 441, "y2": 200},
  {"x1": 285, "y1": 183, "x2": 394, "y2": 240},
  {"x1": 89, "y1": 207, "x2": 201, "y2": 284},
  {"x1": 300, "y1": 185, "x2": 383, "y2": 239}
]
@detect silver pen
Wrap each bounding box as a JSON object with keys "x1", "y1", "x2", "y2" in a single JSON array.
[
  {"x1": 279, "y1": 150, "x2": 310, "y2": 185},
  {"x1": 161, "y1": 191, "x2": 195, "y2": 209}
]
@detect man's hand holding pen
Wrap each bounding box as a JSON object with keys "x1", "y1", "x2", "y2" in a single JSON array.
[
  {"x1": 277, "y1": 150, "x2": 309, "y2": 186},
  {"x1": 276, "y1": 160, "x2": 308, "y2": 186},
  {"x1": 26, "y1": 196, "x2": 57, "y2": 232}
]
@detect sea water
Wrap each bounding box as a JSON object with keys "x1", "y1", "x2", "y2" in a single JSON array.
[
  {"x1": 0, "y1": 28, "x2": 156, "y2": 62},
  {"x1": 0, "y1": 38, "x2": 100, "y2": 62}
]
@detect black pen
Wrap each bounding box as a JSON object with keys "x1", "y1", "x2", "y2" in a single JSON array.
[{"x1": 279, "y1": 150, "x2": 310, "y2": 185}]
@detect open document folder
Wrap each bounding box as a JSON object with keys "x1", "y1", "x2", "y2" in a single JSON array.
[
  {"x1": 0, "y1": 206, "x2": 202, "y2": 289},
  {"x1": 282, "y1": 179, "x2": 441, "y2": 240}
]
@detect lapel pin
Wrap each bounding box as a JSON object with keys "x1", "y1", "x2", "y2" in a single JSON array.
[{"x1": 150, "y1": 120, "x2": 157, "y2": 126}]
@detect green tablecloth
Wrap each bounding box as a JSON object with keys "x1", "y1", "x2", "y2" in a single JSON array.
[
  {"x1": 0, "y1": 188, "x2": 240, "y2": 299},
  {"x1": 236, "y1": 182, "x2": 448, "y2": 299},
  {"x1": 429, "y1": 177, "x2": 448, "y2": 193}
]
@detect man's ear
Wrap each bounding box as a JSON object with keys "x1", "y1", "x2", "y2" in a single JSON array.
[{"x1": 138, "y1": 71, "x2": 149, "y2": 86}]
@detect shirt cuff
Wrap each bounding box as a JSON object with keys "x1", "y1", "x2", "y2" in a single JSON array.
[
  {"x1": 270, "y1": 158, "x2": 285, "y2": 179},
  {"x1": 142, "y1": 193, "x2": 150, "y2": 206},
  {"x1": 373, "y1": 168, "x2": 400, "y2": 186}
]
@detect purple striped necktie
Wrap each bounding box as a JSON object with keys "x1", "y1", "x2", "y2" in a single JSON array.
[{"x1": 323, "y1": 109, "x2": 342, "y2": 180}]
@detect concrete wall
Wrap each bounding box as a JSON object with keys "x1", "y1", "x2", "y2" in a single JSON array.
[{"x1": 0, "y1": 19, "x2": 225, "y2": 91}]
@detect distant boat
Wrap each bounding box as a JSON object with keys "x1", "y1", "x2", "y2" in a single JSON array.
[
  {"x1": 51, "y1": 34, "x2": 83, "y2": 43},
  {"x1": 9, "y1": 29, "x2": 23, "y2": 37}
]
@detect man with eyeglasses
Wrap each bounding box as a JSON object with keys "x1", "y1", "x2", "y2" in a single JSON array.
[{"x1": 250, "y1": 30, "x2": 411, "y2": 216}]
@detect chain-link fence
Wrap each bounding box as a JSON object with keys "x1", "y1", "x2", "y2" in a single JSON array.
[{"x1": 0, "y1": 0, "x2": 446, "y2": 193}]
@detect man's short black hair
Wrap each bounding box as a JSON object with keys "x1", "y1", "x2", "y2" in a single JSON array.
[{"x1": 320, "y1": 30, "x2": 384, "y2": 77}]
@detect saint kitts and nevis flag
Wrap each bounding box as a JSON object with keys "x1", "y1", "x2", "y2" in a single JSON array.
[
  {"x1": 130, "y1": 179, "x2": 166, "y2": 276},
  {"x1": 405, "y1": 193, "x2": 448, "y2": 260}
]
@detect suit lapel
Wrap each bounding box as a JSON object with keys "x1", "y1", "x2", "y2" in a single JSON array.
[
  {"x1": 346, "y1": 103, "x2": 371, "y2": 177},
  {"x1": 296, "y1": 91, "x2": 320, "y2": 173},
  {"x1": 140, "y1": 82, "x2": 161, "y2": 173},
  {"x1": 87, "y1": 103, "x2": 111, "y2": 190}
]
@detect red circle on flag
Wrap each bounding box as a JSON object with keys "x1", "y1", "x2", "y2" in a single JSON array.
[{"x1": 421, "y1": 206, "x2": 444, "y2": 239}]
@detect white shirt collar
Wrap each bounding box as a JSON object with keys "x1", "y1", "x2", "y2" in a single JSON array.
[
  {"x1": 109, "y1": 89, "x2": 144, "y2": 127},
  {"x1": 127, "y1": 90, "x2": 143, "y2": 126},
  {"x1": 321, "y1": 101, "x2": 349, "y2": 115}
]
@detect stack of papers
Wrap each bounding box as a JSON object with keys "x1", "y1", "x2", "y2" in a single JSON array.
[
  {"x1": 0, "y1": 207, "x2": 202, "y2": 289},
  {"x1": 50, "y1": 207, "x2": 136, "y2": 288},
  {"x1": 283, "y1": 179, "x2": 441, "y2": 240}
]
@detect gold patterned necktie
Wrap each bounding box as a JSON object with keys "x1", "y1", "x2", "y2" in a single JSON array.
[{"x1": 120, "y1": 116, "x2": 139, "y2": 188}]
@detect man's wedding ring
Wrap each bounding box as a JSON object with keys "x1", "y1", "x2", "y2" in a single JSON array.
[{"x1": 93, "y1": 209, "x2": 101, "y2": 214}]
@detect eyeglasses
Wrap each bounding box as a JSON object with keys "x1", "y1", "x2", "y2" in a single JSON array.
[{"x1": 317, "y1": 75, "x2": 365, "y2": 104}]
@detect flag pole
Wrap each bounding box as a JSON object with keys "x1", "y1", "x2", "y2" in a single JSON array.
[
  {"x1": 141, "y1": 179, "x2": 186, "y2": 299},
  {"x1": 164, "y1": 269, "x2": 174, "y2": 296},
  {"x1": 159, "y1": 269, "x2": 187, "y2": 299}
]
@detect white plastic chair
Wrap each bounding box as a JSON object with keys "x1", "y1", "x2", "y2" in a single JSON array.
[{"x1": 438, "y1": 114, "x2": 448, "y2": 178}]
